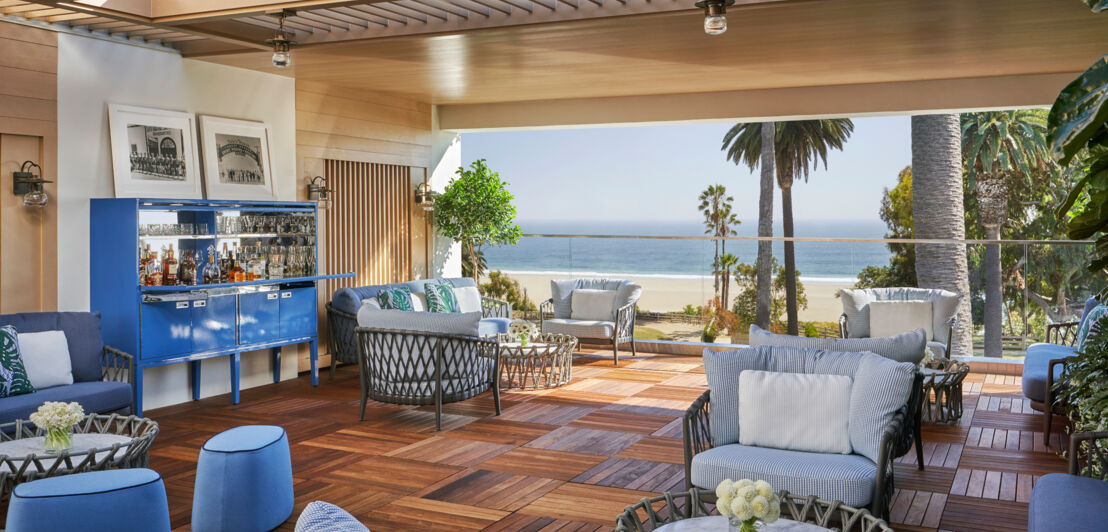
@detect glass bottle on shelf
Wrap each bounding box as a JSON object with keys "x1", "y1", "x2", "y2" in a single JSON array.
[
  {"x1": 139, "y1": 244, "x2": 150, "y2": 286},
  {"x1": 146, "y1": 250, "x2": 163, "y2": 286},
  {"x1": 249, "y1": 242, "x2": 267, "y2": 280},
  {"x1": 231, "y1": 249, "x2": 246, "y2": 283},
  {"x1": 164, "y1": 244, "x2": 179, "y2": 286},
  {"x1": 268, "y1": 246, "x2": 284, "y2": 279},
  {"x1": 201, "y1": 246, "x2": 220, "y2": 284},
  {"x1": 179, "y1": 251, "x2": 196, "y2": 286},
  {"x1": 219, "y1": 243, "x2": 232, "y2": 282}
]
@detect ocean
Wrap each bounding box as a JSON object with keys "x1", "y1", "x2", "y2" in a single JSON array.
[{"x1": 483, "y1": 220, "x2": 891, "y2": 284}]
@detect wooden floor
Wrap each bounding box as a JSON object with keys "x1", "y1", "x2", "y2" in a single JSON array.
[{"x1": 146, "y1": 349, "x2": 1067, "y2": 532}]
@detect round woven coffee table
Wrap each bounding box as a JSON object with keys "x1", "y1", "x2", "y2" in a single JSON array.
[
  {"x1": 615, "y1": 489, "x2": 892, "y2": 532},
  {"x1": 921, "y1": 359, "x2": 970, "y2": 423},
  {"x1": 496, "y1": 333, "x2": 578, "y2": 390},
  {"x1": 0, "y1": 414, "x2": 159, "y2": 499}
]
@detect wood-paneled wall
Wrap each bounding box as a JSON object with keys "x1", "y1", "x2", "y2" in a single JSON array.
[
  {"x1": 295, "y1": 80, "x2": 433, "y2": 371},
  {"x1": 0, "y1": 21, "x2": 57, "y2": 313}
]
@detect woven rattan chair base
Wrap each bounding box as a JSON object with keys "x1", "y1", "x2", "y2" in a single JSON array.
[
  {"x1": 615, "y1": 488, "x2": 893, "y2": 532},
  {"x1": 921, "y1": 359, "x2": 970, "y2": 423},
  {"x1": 496, "y1": 333, "x2": 577, "y2": 390},
  {"x1": 0, "y1": 414, "x2": 159, "y2": 499}
]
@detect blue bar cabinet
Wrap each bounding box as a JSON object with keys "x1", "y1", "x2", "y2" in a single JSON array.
[{"x1": 90, "y1": 198, "x2": 350, "y2": 416}]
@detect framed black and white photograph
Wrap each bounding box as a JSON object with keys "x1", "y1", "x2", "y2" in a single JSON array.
[
  {"x1": 198, "y1": 115, "x2": 275, "y2": 200},
  {"x1": 108, "y1": 104, "x2": 202, "y2": 198}
]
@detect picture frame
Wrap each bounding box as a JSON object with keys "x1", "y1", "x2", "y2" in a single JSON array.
[
  {"x1": 197, "y1": 115, "x2": 276, "y2": 201},
  {"x1": 107, "y1": 104, "x2": 202, "y2": 199}
]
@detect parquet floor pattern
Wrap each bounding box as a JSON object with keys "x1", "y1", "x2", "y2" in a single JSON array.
[{"x1": 147, "y1": 350, "x2": 1067, "y2": 531}]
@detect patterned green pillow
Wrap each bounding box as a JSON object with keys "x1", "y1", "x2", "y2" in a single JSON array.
[
  {"x1": 0, "y1": 326, "x2": 35, "y2": 398},
  {"x1": 425, "y1": 281, "x2": 460, "y2": 313},
  {"x1": 1077, "y1": 304, "x2": 1108, "y2": 352},
  {"x1": 378, "y1": 286, "x2": 414, "y2": 311}
]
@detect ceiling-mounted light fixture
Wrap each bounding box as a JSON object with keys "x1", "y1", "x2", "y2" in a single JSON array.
[
  {"x1": 13, "y1": 160, "x2": 51, "y2": 208},
  {"x1": 265, "y1": 10, "x2": 296, "y2": 68},
  {"x1": 695, "y1": 0, "x2": 735, "y2": 35}
]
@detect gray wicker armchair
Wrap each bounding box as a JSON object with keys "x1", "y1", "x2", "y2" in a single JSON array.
[
  {"x1": 539, "y1": 298, "x2": 637, "y2": 365},
  {"x1": 355, "y1": 326, "x2": 500, "y2": 431}
]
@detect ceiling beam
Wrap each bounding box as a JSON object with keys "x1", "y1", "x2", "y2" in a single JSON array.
[{"x1": 150, "y1": 1, "x2": 381, "y2": 23}]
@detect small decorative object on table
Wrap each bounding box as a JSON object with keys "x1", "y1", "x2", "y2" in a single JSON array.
[
  {"x1": 28, "y1": 401, "x2": 84, "y2": 454},
  {"x1": 716, "y1": 478, "x2": 780, "y2": 531},
  {"x1": 508, "y1": 319, "x2": 538, "y2": 347}
]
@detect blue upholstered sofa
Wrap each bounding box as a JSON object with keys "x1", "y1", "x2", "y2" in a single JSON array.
[
  {"x1": 327, "y1": 277, "x2": 511, "y2": 377},
  {"x1": 1028, "y1": 431, "x2": 1108, "y2": 532},
  {"x1": 0, "y1": 312, "x2": 134, "y2": 424},
  {"x1": 1021, "y1": 297, "x2": 1099, "y2": 445}
]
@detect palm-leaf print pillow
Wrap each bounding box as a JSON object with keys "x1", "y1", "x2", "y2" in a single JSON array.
[
  {"x1": 425, "y1": 281, "x2": 460, "y2": 313},
  {"x1": 0, "y1": 326, "x2": 35, "y2": 398},
  {"x1": 377, "y1": 286, "x2": 414, "y2": 311}
]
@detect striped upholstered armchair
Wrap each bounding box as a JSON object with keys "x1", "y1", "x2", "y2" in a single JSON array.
[
  {"x1": 684, "y1": 346, "x2": 920, "y2": 520},
  {"x1": 539, "y1": 278, "x2": 641, "y2": 365}
]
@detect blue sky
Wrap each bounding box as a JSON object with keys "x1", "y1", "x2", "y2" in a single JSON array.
[{"x1": 460, "y1": 116, "x2": 911, "y2": 233}]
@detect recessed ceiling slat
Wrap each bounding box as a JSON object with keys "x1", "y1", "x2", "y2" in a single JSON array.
[
  {"x1": 350, "y1": 5, "x2": 409, "y2": 25},
  {"x1": 20, "y1": 7, "x2": 69, "y2": 19},
  {"x1": 288, "y1": 14, "x2": 336, "y2": 32},
  {"x1": 409, "y1": 0, "x2": 470, "y2": 18},
  {"x1": 498, "y1": 0, "x2": 534, "y2": 13},
  {"x1": 297, "y1": 11, "x2": 353, "y2": 31},
  {"x1": 312, "y1": 8, "x2": 373, "y2": 28},
  {"x1": 530, "y1": 0, "x2": 556, "y2": 10},
  {"x1": 449, "y1": 0, "x2": 491, "y2": 17},
  {"x1": 369, "y1": 3, "x2": 427, "y2": 23},
  {"x1": 48, "y1": 12, "x2": 96, "y2": 23},
  {"x1": 586, "y1": 0, "x2": 603, "y2": 5},
  {"x1": 331, "y1": 6, "x2": 390, "y2": 27},
  {"x1": 466, "y1": 0, "x2": 512, "y2": 15},
  {"x1": 556, "y1": 0, "x2": 577, "y2": 8},
  {"x1": 393, "y1": 1, "x2": 449, "y2": 21},
  {"x1": 251, "y1": 15, "x2": 316, "y2": 34}
]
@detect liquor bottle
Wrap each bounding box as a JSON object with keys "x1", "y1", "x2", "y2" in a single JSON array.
[
  {"x1": 146, "y1": 250, "x2": 163, "y2": 286},
  {"x1": 249, "y1": 241, "x2": 267, "y2": 280},
  {"x1": 139, "y1": 244, "x2": 150, "y2": 286},
  {"x1": 164, "y1": 244, "x2": 179, "y2": 286},
  {"x1": 179, "y1": 251, "x2": 196, "y2": 286},
  {"x1": 268, "y1": 247, "x2": 284, "y2": 279},
  {"x1": 201, "y1": 246, "x2": 220, "y2": 284},
  {"x1": 219, "y1": 243, "x2": 232, "y2": 282},
  {"x1": 231, "y1": 250, "x2": 246, "y2": 283}
]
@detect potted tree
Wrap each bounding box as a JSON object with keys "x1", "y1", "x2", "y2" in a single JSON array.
[{"x1": 434, "y1": 159, "x2": 522, "y2": 283}]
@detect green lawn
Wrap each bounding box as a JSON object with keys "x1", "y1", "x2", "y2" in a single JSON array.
[{"x1": 635, "y1": 327, "x2": 673, "y2": 341}]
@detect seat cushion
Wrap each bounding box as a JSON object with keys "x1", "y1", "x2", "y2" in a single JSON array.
[
  {"x1": 542, "y1": 318, "x2": 614, "y2": 339},
  {"x1": 0, "y1": 381, "x2": 132, "y2": 424},
  {"x1": 7, "y1": 468, "x2": 170, "y2": 532},
  {"x1": 203, "y1": 425, "x2": 286, "y2": 453},
  {"x1": 1022, "y1": 343, "x2": 1076, "y2": 403},
  {"x1": 479, "y1": 317, "x2": 512, "y2": 336},
  {"x1": 18, "y1": 330, "x2": 74, "y2": 390},
  {"x1": 295, "y1": 501, "x2": 369, "y2": 532},
  {"x1": 690, "y1": 444, "x2": 877, "y2": 507},
  {"x1": 571, "y1": 289, "x2": 618, "y2": 321},
  {"x1": 748, "y1": 324, "x2": 927, "y2": 364},
  {"x1": 1028, "y1": 473, "x2": 1108, "y2": 532},
  {"x1": 357, "y1": 308, "x2": 481, "y2": 337}
]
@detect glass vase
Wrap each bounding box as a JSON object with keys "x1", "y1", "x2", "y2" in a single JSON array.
[
  {"x1": 44, "y1": 426, "x2": 73, "y2": 454},
  {"x1": 729, "y1": 518, "x2": 764, "y2": 532},
  {"x1": 519, "y1": 334, "x2": 530, "y2": 347}
]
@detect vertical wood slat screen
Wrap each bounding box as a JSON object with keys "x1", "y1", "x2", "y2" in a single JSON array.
[{"x1": 324, "y1": 160, "x2": 411, "y2": 300}]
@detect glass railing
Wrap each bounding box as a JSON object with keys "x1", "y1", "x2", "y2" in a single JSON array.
[{"x1": 480, "y1": 233, "x2": 1100, "y2": 359}]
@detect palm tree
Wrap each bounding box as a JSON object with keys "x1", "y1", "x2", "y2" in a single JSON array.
[
  {"x1": 723, "y1": 119, "x2": 854, "y2": 334},
  {"x1": 962, "y1": 110, "x2": 1050, "y2": 357},
  {"x1": 461, "y1": 246, "x2": 487, "y2": 281},
  {"x1": 698, "y1": 185, "x2": 737, "y2": 301},
  {"x1": 912, "y1": 114, "x2": 972, "y2": 356},
  {"x1": 719, "y1": 253, "x2": 739, "y2": 308}
]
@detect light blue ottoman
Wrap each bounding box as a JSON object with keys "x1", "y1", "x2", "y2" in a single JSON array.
[
  {"x1": 192, "y1": 425, "x2": 294, "y2": 532},
  {"x1": 5, "y1": 468, "x2": 170, "y2": 532}
]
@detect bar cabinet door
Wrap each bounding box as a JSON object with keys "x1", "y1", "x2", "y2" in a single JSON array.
[
  {"x1": 191, "y1": 294, "x2": 237, "y2": 352},
  {"x1": 279, "y1": 287, "x2": 317, "y2": 340},
  {"x1": 238, "y1": 291, "x2": 280, "y2": 344},
  {"x1": 140, "y1": 300, "x2": 193, "y2": 360}
]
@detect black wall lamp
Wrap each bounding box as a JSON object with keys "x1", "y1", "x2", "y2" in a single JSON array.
[
  {"x1": 307, "y1": 175, "x2": 332, "y2": 210},
  {"x1": 13, "y1": 160, "x2": 50, "y2": 207},
  {"x1": 414, "y1": 182, "x2": 435, "y2": 212}
]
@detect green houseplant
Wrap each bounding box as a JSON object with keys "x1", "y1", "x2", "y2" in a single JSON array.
[
  {"x1": 433, "y1": 159, "x2": 522, "y2": 283},
  {"x1": 1060, "y1": 312, "x2": 1108, "y2": 476}
]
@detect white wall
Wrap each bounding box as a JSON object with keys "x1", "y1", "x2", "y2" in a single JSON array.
[
  {"x1": 430, "y1": 106, "x2": 461, "y2": 278},
  {"x1": 56, "y1": 34, "x2": 298, "y2": 410}
]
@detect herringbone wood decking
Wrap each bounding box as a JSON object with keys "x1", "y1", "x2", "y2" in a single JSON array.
[{"x1": 146, "y1": 349, "x2": 1067, "y2": 531}]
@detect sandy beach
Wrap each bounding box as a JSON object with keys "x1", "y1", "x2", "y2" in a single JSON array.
[{"x1": 507, "y1": 272, "x2": 851, "y2": 323}]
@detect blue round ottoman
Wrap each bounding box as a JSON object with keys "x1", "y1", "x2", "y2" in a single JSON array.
[
  {"x1": 5, "y1": 468, "x2": 170, "y2": 532},
  {"x1": 192, "y1": 425, "x2": 294, "y2": 532}
]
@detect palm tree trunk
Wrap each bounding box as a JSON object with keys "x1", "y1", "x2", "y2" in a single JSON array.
[
  {"x1": 983, "y1": 224, "x2": 1003, "y2": 357},
  {"x1": 781, "y1": 183, "x2": 799, "y2": 335},
  {"x1": 713, "y1": 240, "x2": 720, "y2": 302},
  {"x1": 756, "y1": 122, "x2": 775, "y2": 330},
  {"x1": 911, "y1": 114, "x2": 972, "y2": 357}
]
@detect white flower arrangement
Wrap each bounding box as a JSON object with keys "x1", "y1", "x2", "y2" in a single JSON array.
[
  {"x1": 715, "y1": 478, "x2": 780, "y2": 530},
  {"x1": 508, "y1": 319, "x2": 538, "y2": 346},
  {"x1": 29, "y1": 401, "x2": 84, "y2": 429},
  {"x1": 920, "y1": 346, "x2": 936, "y2": 368}
]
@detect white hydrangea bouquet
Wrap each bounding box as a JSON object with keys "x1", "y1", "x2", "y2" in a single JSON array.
[
  {"x1": 920, "y1": 346, "x2": 936, "y2": 368},
  {"x1": 508, "y1": 319, "x2": 538, "y2": 347},
  {"x1": 715, "y1": 478, "x2": 781, "y2": 532},
  {"x1": 29, "y1": 401, "x2": 85, "y2": 454}
]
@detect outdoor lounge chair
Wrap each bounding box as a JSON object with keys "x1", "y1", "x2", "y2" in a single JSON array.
[
  {"x1": 1027, "y1": 431, "x2": 1108, "y2": 532},
  {"x1": 684, "y1": 345, "x2": 919, "y2": 519},
  {"x1": 539, "y1": 278, "x2": 641, "y2": 365},
  {"x1": 1021, "y1": 297, "x2": 1100, "y2": 446},
  {"x1": 838, "y1": 287, "x2": 961, "y2": 359}
]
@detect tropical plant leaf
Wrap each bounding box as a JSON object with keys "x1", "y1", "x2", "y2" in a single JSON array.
[
  {"x1": 1048, "y1": 55, "x2": 1108, "y2": 166},
  {"x1": 1085, "y1": 0, "x2": 1107, "y2": 13}
]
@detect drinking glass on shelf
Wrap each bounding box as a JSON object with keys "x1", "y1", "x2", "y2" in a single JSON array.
[
  {"x1": 197, "y1": 223, "x2": 209, "y2": 235},
  {"x1": 181, "y1": 223, "x2": 194, "y2": 235}
]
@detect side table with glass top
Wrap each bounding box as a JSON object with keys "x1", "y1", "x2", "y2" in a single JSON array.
[{"x1": 496, "y1": 333, "x2": 578, "y2": 390}]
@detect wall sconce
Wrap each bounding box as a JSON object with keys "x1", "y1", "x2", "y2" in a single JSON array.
[
  {"x1": 13, "y1": 161, "x2": 50, "y2": 208},
  {"x1": 307, "y1": 175, "x2": 332, "y2": 210},
  {"x1": 414, "y1": 182, "x2": 435, "y2": 211}
]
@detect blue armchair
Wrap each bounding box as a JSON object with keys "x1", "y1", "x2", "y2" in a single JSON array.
[
  {"x1": 1028, "y1": 431, "x2": 1108, "y2": 532},
  {"x1": 0, "y1": 312, "x2": 133, "y2": 424}
]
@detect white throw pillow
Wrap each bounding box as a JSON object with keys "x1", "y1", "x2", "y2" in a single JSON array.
[
  {"x1": 17, "y1": 330, "x2": 74, "y2": 389},
  {"x1": 869, "y1": 301, "x2": 933, "y2": 339},
  {"x1": 360, "y1": 297, "x2": 382, "y2": 311},
  {"x1": 454, "y1": 286, "x2": 483, "y2": 313},
  {"x1": 570, "y1": 289, "x2": 617, "y2": 321},
  {"x1": 410, "y1": 293, "x2": 427, "y2": 312},
  {"x1": 738, "y1": 370, "x2": 853, "y2": 454}
]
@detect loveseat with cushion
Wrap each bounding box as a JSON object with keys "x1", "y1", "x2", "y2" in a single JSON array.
[
  {"x1": 328, "y1": 278, "x2": 510, "y2": 378},
  {"x1": 839, "y1": 287, "x2": 962, "y2": 358},
  {"x1": 1021, "y1": 296, "x2": 1101, "y2": 445},
  {"x1": 539, "y1": 278, "x2": 642, "y2": 365},
  {"x1": 684, "y1": 345, "x2": 919, "y2": 519},
  {"x1": 0, "y1": 312, "x2": 133, "y2": 425}
]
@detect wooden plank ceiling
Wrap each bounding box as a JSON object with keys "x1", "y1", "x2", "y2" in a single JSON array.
[{"x1": 3, "y1": 0, "x2": 1106, "y2": 106}]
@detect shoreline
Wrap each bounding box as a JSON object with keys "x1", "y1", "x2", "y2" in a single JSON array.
[{"x1": 502, "y1": 272, "x2": 851, "y2": 323}]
